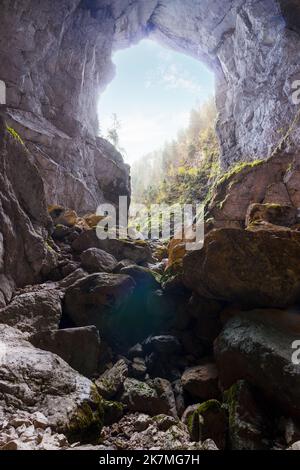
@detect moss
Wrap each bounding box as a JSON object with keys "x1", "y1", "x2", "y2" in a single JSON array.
[
  {"x1": 101, "y1": 399, "x2": 124, "y2": 425},
  {"x1": 215, "y1": 159, "x2": 264, "y2": 188},
  {"x1": 6, "y1": 125, "x2": 24, "y2": 146},
  {"x1": 223, "y1": 382, "x2": 239, "y2": 431},
  {"x1": 67, "y1": 386, "x2": 104, "y2": 443},
  {"x1": 187, "y1": 400, "x2": 223, "y2": 442},
  {"x1": 187, "y1": 412, "x2": 201, "y2": 442},
  {"x1": 197, "y1": 399, "x2": 222, "y2": 415},
  {"x1": 160, "y1": 260, "x2": 183, "y2": 288}
]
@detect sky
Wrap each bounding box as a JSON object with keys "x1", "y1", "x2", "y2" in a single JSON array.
[{"x1": 98, "y1": 39, "x2": 215, "y2": 164}]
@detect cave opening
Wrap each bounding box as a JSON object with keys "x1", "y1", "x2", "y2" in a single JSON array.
[{"x1": 98, "y1": 38, "x2": 218, "y2": 209}]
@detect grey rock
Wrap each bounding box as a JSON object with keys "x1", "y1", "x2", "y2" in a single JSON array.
[
  {"x1": 120, "y1": 377, "x2": 176, "y2": 417},
  {"x1": 214, "y1": 311, "x2": 300, "y2": 419},
  {"x1": 80, "y1": 248, "x2": 118, "y2": 273},
  {"x1": 224, "y1": 380, "x2": 271, "y2": 450},
  {"x1": 0, "y1": 289, "x2": 62, "y2": 337},
  {"x1": 2, "y1": 0, "x2": 300, "y2": 175},
  {"x1": 143, "y1": 335, "x2": 181, "y2": 356},
  {"x1": 0, "y1": 117, "x2": 50, "y2": 304},
  {"x1": 0, "y1": 324, "x2": 103, "y2": 437},
  {"x1": 30, "y1": 326, "x2": 101, "y2": 378},
  {"x1": 129, "y1": 357, "x2": 147, "y2": 380},
  {"x1": 127, "y1": 343, "x2": 144, "y2": 359},
  {"x1": 95, "y1": 359, "x2": 129, "y2": 399}
]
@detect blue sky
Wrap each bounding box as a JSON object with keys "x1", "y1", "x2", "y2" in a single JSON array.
[{"x1": 98, "y1": 39, "x2": 215, "y2": 163}]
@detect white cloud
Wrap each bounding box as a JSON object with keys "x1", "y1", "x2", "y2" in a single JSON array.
[{"x1": 145, "y1": 63, "x2": 202, "y2": 95}]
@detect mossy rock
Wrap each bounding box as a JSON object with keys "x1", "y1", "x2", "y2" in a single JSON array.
[
  {"x1": 102, "y1": 399, "x2": 124, "y2": 425},
  {"x1": 67, "y1": 387, "x2": 104, "y2": 443},
  {"x1": 187, "y1": 399, "x2": 227, "y2": 449}
]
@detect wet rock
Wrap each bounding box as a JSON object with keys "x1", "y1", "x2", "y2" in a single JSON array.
[
  {"x1": 95, "y1": 359, "x2": 129, "y2": 400},
  {"x1": 184, "y1": 228, "x2": 300, "y2": 308},
  {"x1": 181, "y1": 362, "x2": 219, "y2": 400},
  {"x1": 224, "y1": 380, "x2": 272, "y2": 450},
  {"x1": 30, "y1": 326, "x2": 101, "y2": 378},
  {"x1": 215, "y1": 311, "x2": 300, "y2": 419},
  {"x1": 80, "y1": 248, "x2": 118, "y2": 274},
  {"x1": 0, "y1": 289, "x2": 62, "y2": 337}
]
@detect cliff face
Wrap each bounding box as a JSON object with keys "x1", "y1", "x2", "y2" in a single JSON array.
[{"x1": 1, "y1": 0, "x2": 300, "y2": 195}]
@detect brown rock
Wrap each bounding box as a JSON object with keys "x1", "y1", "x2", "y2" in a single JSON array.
[
  {"x1": 181, "y1": 362, "x2": 219, "y2": 400},
  {"x1": 245, "y1": 203, "x2": 298, "y2": 227},
  {"x1": 80, "y1": 248, "x2": 118, "y2": 273},
  {"x1": 184, "y1": 228, "x2": 300, "y2": 308}
]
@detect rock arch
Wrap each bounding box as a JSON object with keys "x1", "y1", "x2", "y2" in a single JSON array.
[{"x1": 1, "y1": 0, "x2": 300, "y2": 209}]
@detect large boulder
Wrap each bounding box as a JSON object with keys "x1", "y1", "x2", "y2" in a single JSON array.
[
  {"x1": 80, "y1": 248, "x2": 118, "y2": 274},
  {"x1": 214, "y1": 311, "x2": 300, "y2": 419},
  {"x1": 224, "y1": 380, "x2": 272, "y2": 450},
  {"x1": 72, "y1": 230, "x2": 153, "y2": 264},
  {"x1": 184, "y1": 228, "x2": 300, "y2": 308},
  {"x1": 0, "y1": 289, "x2": 62, "y2": 336},
  {"x1": 30, "y1": 326, "x2": 101, "y2": 378},
  {"x1": 120, "y1": 378, "x2": 177, "y2": 417},
  {"x1": 181, "y1": 362, "x2": 219, "y2": 401},
  {"x1": 64, "y1": 273, "x2": 136, "y2": 345},
  {"x1": 0, "y1": 325, "x2": 103, "y2": 440}
]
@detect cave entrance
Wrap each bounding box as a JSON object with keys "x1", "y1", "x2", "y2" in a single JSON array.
[{"x1": 98, "y1": 39, "x2": 218, "y2": 208}]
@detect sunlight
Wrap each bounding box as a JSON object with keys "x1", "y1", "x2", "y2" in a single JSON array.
[{"x1": 98, "y1": 39, "x2": 215, "y2": 164}]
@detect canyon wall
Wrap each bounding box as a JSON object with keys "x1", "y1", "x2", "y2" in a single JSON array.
[{"x1": 1, "y1": 0, "x2": 300, "y2": 209}]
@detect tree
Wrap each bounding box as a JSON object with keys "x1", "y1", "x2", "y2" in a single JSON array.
[{"x1": 107, "y1": 113, "x2": 121, "y2": 148}]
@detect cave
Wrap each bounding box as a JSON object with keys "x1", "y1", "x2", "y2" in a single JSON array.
[
  {"x1": 2, "y1": 0, "x2": 300, "y2": 214},
  {"x1": 1, "y1": 0, "x2": 300, "y2": 455}
]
